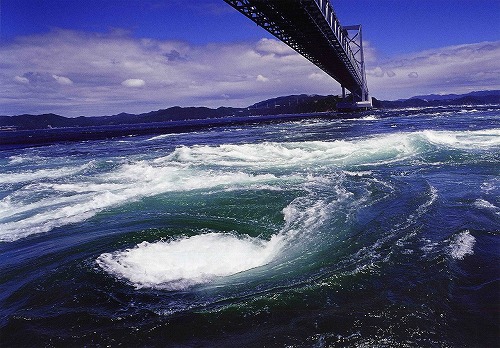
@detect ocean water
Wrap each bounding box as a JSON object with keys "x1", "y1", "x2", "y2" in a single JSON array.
[{"x1": 0, "y1": 105, "x2": 499, "y2": 347}]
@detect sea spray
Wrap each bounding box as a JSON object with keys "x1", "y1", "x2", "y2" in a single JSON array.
[
  {"x1": 97, "y1": 232, "x2": 284, "y2": 289},
  {"x1": 2, "y1": 129, "x2": 498, "y2": 242}
]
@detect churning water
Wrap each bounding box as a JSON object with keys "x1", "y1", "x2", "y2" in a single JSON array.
[{"x1": 1, "y1": 105, "x2": 499, "y2": 346}]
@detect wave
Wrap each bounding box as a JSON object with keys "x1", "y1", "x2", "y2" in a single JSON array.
[
  {"x1": 96, "y1": 176, "x2": 356, "y2": 290},
  {"x1": 421, "y1": 129, "x2": 500, "y2": 149},
  {"x1": 7, "y1": 154, "x2": 46, "y2": 165},
  {"x1": 0, "y1": 167, "x2": 280, "y2": 242},
  {"x1": 159, "y1": 129, "x2": 500, "y2": 170},
  {"x1": 474, "y1": 199, "x2": 500, "y2": 215},
  {"x1": 0, "y1": 165, "x2": 87, "y2": 185},
  {"x1": 1, "y1": 129, "x2": 498, "y2": 242},
  {"x1": 146, "y1": 133, "x2": 179, "y2": 141}
]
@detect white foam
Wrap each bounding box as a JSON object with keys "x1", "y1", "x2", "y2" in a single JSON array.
[
  {"x1": 415, "y1": 186, "x2": 438, "y2": 217},
  {"x1": 3, "y1": 129, "x2": 497, "y2": 242},
  {"x1": 8, "y1": 155, "x2": 44, "y2": 165},
  {"x1": 96, "y1": 174, "x2": 355, "y2": 289},
  {"x1": 422, "y1": 129, "x2": 500, "y2": 149},
  {"x1": 0, "y1": 134, "x2": 411, "y2": 242},
  {"x1": 151, "y1": 130, "x2": 499, "y2": 172},
  {"x1": 0, "y1": 161, "x2": 281, "y2": 241},
  {"x1": 480, "y1": 180, "x2": 498, "y2": 193},
  {"x1": 156, "y1": 134, "x2": 422, "y2": 169},
  {"x1": 0, "y1": 190, "x2": 122, "y2": 241},
  {"x1": 449, "y1": 230, "x2": 476, "y2": 260},
  {"x1": 474, "y1": 199, "x2": 497, "y2": 209},
  {"x1": 97, "y1": 232, "x2": 283, "y2": 289},
  {"x1": 474, "y1": 199, "x2": 499, "y2": 215},
  {"x1": 343, "y1": 170, "x2": 372, "y2": 177},
  {"x1": 0, "y1": 166, "x2": 84, "y2": 184},
  {"x1": 361, "y1": 115, "x2": 379, "y2": 121},
  {"x1": 146, "y1": 133, "x2": 178, "y2": 141}
]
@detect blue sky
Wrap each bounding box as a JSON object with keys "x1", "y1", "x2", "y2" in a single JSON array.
[{"x1": 1, "y1": 0, "x2": 499, "y2": 116}]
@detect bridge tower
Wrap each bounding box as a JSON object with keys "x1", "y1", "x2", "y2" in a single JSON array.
[{"x1": 223, "y1": 0, "x2": 371, "y2": 110}]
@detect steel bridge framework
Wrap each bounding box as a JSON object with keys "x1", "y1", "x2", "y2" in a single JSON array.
[{"x1": 223, "y1": 0, "x2": 370, "y2": 104}]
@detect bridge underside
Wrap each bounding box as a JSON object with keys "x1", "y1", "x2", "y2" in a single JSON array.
[{"x1": 224, "y1": 0, "x2": 369, "y2": 102}]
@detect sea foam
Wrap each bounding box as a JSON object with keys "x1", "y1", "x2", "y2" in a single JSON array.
[
  {"x1": 474, "y1": 199, "x2": 499, "y2": 213},
  {"x1": 0, "y1": 165, "x2": 279, "y2": 242},
  {"x1": 97, "y1": 232, "x2": 283, "y2": 289},
  {"x1": 422, "y1": 129, "x2": 500, "y2": 149},
  {"x1": 449, "y1": 230, "x2": 476, "y2": 260},
  {"x1": 96, "y1": 173, "x2": 355, "y2": 290},
  {"x1": 2, "y1": 129, "x2": 498, "y2": 242}
]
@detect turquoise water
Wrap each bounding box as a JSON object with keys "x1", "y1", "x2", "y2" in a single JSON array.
[{"x1": 1, "y1": 105, "x2": 499, "y2": 346}]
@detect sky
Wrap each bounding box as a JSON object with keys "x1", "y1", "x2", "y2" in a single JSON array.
[{"x1": 0, "y1": 0, "x2": 499, "y2": 116}]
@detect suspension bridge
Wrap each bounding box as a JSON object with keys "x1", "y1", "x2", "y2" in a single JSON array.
[{"x1": 223, "y1": 0, "x2": 372, "y2": 110}]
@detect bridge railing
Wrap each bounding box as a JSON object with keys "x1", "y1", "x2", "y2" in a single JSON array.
[{"x1": 313, "y1": 0, "x2": 362, "y2": 86}]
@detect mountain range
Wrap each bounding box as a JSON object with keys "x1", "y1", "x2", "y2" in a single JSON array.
[
  {"x1": 1, "y1": 90, "x2": 499, "y2": 131},
  {"x1": 375, "y1": 90, "x2": 500, "y2": 108}
]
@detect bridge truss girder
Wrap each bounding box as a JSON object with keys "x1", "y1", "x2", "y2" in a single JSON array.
[{"x1": 223, "y1": 0, "x2": 369, "y2": 102}]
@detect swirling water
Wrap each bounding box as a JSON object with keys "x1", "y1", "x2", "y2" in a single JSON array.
[{"x1": 0, "y1": 105, "x2": 499, "y2": 347}]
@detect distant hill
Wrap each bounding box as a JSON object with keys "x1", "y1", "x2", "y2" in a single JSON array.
[
  {"x1": 248, "y1": 94, "x2": 340, "y2": 114},
  {"x1": 1, "y1": 91, "x2": 498, "y2": 131},
  {"x1": 407, "y1": 90, "x2": 500, "y2": 101},
  {"x1": 0, "y1": 94, "x2": 341, "y2": 131},
  {"x1": 375, "y1": 90, "x2": 500, "y2": 108},
  {"x1": 0, "y1": 107, "x2": 243, "y2": 131}
]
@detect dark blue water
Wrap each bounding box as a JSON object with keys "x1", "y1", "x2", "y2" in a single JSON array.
[{"x1": 1, "y1": 105, "x2": 499, "y2": 347}]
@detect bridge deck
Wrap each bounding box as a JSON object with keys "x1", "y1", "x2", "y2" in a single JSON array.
[{"x1": 224, "y1": 0, "x2": 369, "y2": 102}]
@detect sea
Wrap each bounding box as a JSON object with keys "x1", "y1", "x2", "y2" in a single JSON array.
[{"x1": 0, "y1": 105, "x2": 499, "y2": 347}]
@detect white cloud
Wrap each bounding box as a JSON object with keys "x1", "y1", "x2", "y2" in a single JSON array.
[
  {"x1": 255, "y1": 38, "x2": 294, "y2": 56},
  {"x1": 256, "y1": 74, "x2": 269, "y2": 82},
  {"x1": 122, "y1": 78, "x2": 146, "y2": 87},
  {"x1": 365, "y1": 41, "x2": 500, "y2": 99},
  {"x1": 14, "y1": 76, "x2": 30, "y2": 84},
  {"x1": 386, "y1": 70, "x2": 396, "y2": 78},
  {"x1": 0, "y1": 30, "x2": 339, "y2": 116},
  {"x1": 308, "y1": 72, "x2": 326, "y2": 81},
  {"x1": 0, "y1": 29, "x2": 498, "y2": 115},
  {"x1": 367, "y1": 66, "x2": 384, "y2": 78},
  {"x1": 52, "y1": 74, "x2": 73, "y2": 85}
]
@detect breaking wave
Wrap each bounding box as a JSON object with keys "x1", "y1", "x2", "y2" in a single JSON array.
[{"x1": 1, "y1": 129, "x2": 498, "y2": 243}]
